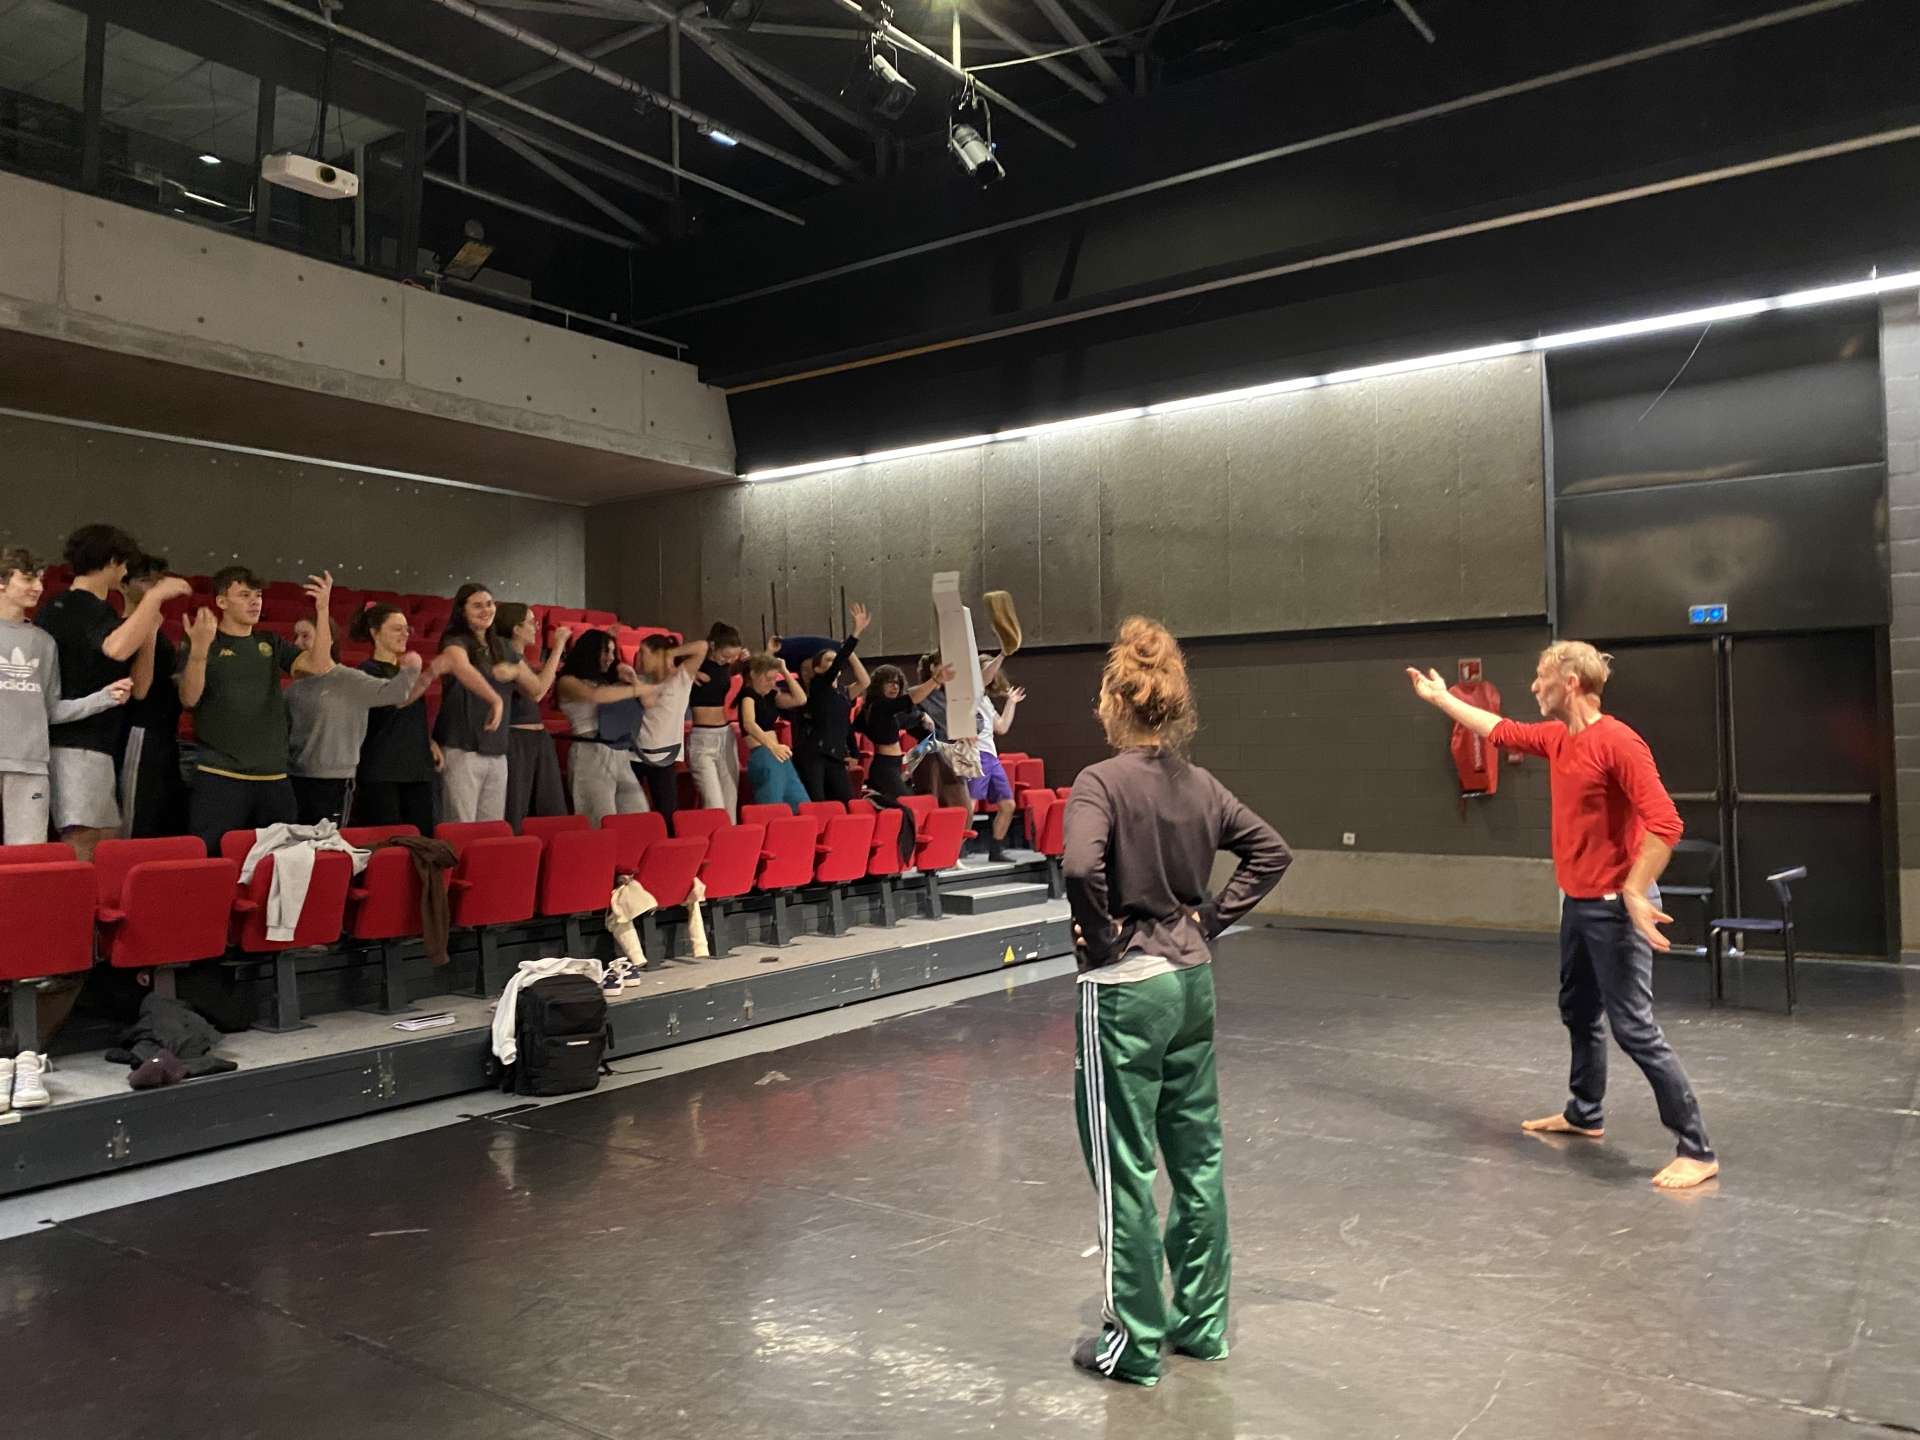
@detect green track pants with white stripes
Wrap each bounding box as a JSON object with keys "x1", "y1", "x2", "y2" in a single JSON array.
[{"x1": 1074, "y1": 963, "x2": 1230, "y2": 1386}]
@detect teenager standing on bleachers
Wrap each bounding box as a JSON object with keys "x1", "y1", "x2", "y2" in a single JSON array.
[
  {"x1": 556, "y1": 628, "x2": 661, "y2": 824},
  {"x1": 287, "y1": 613, "x2": 438, "y2": 825},
  {"x1": 38, "y1": 524, "x2": 186, "y2": 858},
  {"x1": 793, "y1": 603, "x2": 871, "y2": 806},
  {"x1": 857, "y1": 660, "x2": 951, "y2": 802},
  {"x1": 351, "y1": 604, "x2": 443, "y2": 836},
  {"x1": 433, "y1": 585, "x2": 516, "y2": 824},
  {"x1": 492, "y1": 603, "x2": 571, "y2": 830},
  {"x1": 739, "y1": 654, "x2": 810, "y2": 811},
  {"x1": 632, "y1": 632, "x2": 709, "y2": 823},
  {"x1": 687, "y1": 621, "x2": 750, "y2": 819},
  {"x1": 179, "y1": 566, "x2": 333, "y2": 856},
  {"x1": 0, "y1": 547, "x2": 134, "y2": 844},
  {"x1": 118, "y1": 554, "x2": 190, "y2": 839}
]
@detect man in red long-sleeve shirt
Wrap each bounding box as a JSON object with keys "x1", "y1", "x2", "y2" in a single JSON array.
[{"x1": 1408, "y1": 641, "x2": 1718, "y2": 1190}]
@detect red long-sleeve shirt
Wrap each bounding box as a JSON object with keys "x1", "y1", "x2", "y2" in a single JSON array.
[{"x1": 1491, "y1": 714, "x2": 1683, "y2": 899}]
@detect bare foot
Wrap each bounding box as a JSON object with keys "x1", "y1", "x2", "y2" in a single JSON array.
[
  {"x1": 1651, "y1": 1156, "x2": 1720, "y2": 1189},
  {"x1": 1521, "y1": 1113, "x2": 1604, "y2": 1138}
]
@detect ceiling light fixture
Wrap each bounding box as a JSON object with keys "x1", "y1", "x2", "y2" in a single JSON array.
[
  {"x1": 948, "y1": 79, "x2": 1003, "y2": 188},
  {"x1": 743, "y1": 267, "x2": 1920, "y2": 482},
  {"x1": 197, "y1": 153, "x2": 222, "y2": 165}
]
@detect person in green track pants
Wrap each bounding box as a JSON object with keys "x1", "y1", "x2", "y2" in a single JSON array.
[{"x1": 1063, "y1": 616, "x2": 1292, "y2": 1387}]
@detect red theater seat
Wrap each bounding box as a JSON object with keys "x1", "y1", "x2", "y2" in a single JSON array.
[
  {"x1": 0, "y1": 861, "x2": 95, "y2": 1051},
  {"x1": 898, "y1": 794, "x2": 936, "y2": 826},
  {"x1": 436, "y1": 820, "x2": 513, "y2": 855},
  {"x1": 816, "y1": 812, "x2": 877, "y2": 936},
  {"x1": 101, "y1": 857, "x2": 239, "y2": 974},
  {"x1": 738, "y1": 802, "x2": 791, "y2": 830},
  {"x1": 538, "y1": 827, "x2": 619, "y2": 953},
  {"x1": 219, "y1": 830, "x2": 353, "y2": 1032},
  {"x1": 522, "y1": 813, "x2": 590, "y2": 845},
  {"x1": 92, "y1": 836, "x2": 205, "y2": 915},
  {"x1": 0, "y1": 842, "x2": 75, "y2": 865},
  {"x1": 912, "y1": 807, "x2": 972, "y2": 920},
  {"x1": 674, "y1": 808, "x2": 730, "y2": 843},
  {"x1": 342, "y1": 829, "x2": 427, "y2": 1014},
  {"x1": 634, "y1": 835, "x2": 707, "y2": 963},
  {"x1": 449, "y1": 834, "x2": 542, "y2": 996},
  {"x1": 603, "y1": 811, "x2": 668, "y2": 874},
  {"x1": 694, "y1": 822, "x2": 764, "y2": 957},
  {"x1": 756, "y1": 814, "x2": 817, "y2": 946},
  {"x1": 799, "y1": 800, "x2": 846, "y2": 827},
  {"x1": 866, "y1": 808, "x2": 909, "y2": 926}
]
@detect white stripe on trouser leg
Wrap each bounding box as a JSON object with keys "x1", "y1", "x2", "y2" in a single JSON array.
[{"x1": 1082, "y1": 982, "x2": 1125, "y2": 1374}]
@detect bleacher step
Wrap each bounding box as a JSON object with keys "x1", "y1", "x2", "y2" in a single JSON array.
[{"x1": 944, "y1": 881, "x2": 1054, "y2": 916}]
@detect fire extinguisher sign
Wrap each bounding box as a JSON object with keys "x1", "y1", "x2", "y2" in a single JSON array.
[{"x1": 1457, "y1": 658, "x2": 1483, "y2": 684}]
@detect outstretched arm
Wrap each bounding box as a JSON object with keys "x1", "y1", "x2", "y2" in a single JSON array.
[
  {"x1": 993, "y1": 686, "x2": 1025, "y2": 736},
  {"x1": 1404, "y1": 667, "x2": 1500, "y2": 738}
]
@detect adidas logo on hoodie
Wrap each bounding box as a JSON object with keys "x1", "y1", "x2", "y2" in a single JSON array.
[{"x1": 0, "y1": 646, "x2": 43, "y2": 694}]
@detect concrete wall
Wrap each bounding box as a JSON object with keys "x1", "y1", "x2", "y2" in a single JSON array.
[
  {"x1": 3, "y1": 412, "x2": 587, "y2": 607},
  {"x1": 588, "y1": 354, "x2": 1546, "y2": 646},
  {"x1": 0, "y1": 169, "x2": 734, "y2": 488},
  {"x1": 1884, "y1": 294, "x2": 1920, "y2": 949}
]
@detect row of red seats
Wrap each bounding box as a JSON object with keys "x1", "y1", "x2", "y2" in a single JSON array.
[{"x1": 0, "y1": 798, "x2": 981, "y2": 1039}]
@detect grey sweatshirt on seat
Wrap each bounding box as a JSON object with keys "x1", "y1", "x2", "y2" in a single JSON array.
[{"x1": 287, "y1": 665, "x2": 419, "y2": 780}]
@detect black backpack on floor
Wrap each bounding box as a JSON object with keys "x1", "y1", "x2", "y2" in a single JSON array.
[{"x1": 502, "y1": 973, "x2": 610, "y2": 1096}]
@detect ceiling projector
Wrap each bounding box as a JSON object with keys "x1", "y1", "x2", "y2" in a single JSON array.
[{"x1": 261, "y1": 152, "x2": 359, "y2": 200}]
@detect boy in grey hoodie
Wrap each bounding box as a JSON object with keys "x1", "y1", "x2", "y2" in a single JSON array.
[{"x1": 0, "y1": 548, "x2": 135, "y2": 844}]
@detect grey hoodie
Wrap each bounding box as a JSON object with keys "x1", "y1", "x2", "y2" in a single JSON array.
[
  {"x1": 0, "y1": 616, "x2": 126, "y2": 774},
  {"x1": 287, "y1": 664, "x2": 419, "y2": 779}
]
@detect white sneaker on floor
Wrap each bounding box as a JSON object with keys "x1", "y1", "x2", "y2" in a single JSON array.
[
  {"x1": 12, "y1": 1052, "x2": 49, "y2": 1110},
  {"x1": 0, "y1": 1057, "x2": 13, "y2": 1115}
]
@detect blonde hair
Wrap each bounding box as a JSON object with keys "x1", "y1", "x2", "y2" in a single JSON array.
[
  {"x1": 747, "y1": 653, "x2": 784, "y2": 680},
  {"x1": 1097, "y1": 617, "x2": 1197, "y2": 752},
  {"x1": 1541, "y1": 640, "x2": 1612, "y2": 696}
]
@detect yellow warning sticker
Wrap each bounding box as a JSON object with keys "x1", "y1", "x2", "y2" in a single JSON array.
[{"x1": 1003, "y1": 945, "x2": 1016, "y2": 966}]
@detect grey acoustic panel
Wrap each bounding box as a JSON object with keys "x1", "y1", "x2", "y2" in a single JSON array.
[
  {"x1": 981, "y1": 440, "x2": 1041, "y2": 637},
  {"x1": 1294, "y1": 381, "x2": 1381, "y2": 630},
  {"x1": 697, "y1": 485, "x2": 745, "y2": 636},
  {"x1": 7, "y1": 414, "x2": 592, "y2": 607},
  {"x1": 1222, "y1": 391, "x2": 1304, "y2": 634},
  {"x1": 1457, "y1": 356, "x2": 1546, "y2": 617},
  {"x1": 781, "y1": 473, "x2": 836, "y2": 637},
  {"x1": 825, "y1": 465, "x2": 884, "y2": 642},
  {"x1": 655, "y1": 490, "x2": 709, "y2": 638},
  {"x1": 1032, "y1": 429, "x2": 1103, "y2": 646},
  {"x1": 1158, "y1": 410, "x2": 1233, "y2": 637},
  {"x1": 739, "y1": 479, "x2": 790, "y2": 647},
  {"x1": 1376, "y1": 367, "x2": 1462, "y2": 623},
  {"x1": 876, "y1": 455, "x2": 935, "y2": 659},
  {"x1": 925, "y1": 448, "x2": 984, "y2": 651},
  {"x1": 1097, "y1": 421, "x2": 1169, "y2": 630}
]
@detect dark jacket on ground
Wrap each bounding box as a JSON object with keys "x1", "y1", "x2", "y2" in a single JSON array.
[{"x1": 1064, "y1": 747, "x2": 1292, "y2": 974}]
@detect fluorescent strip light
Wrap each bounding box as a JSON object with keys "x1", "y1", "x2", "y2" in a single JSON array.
[
  {"x1": 197, "y1": 153, "x2": 222, "y2": 165},
  {"x1": 179, "y1": 189, "x2": 230, "y2": 209},
  {"x1": 706, "y1": 129, "x2": 739, "y2": 147},
  {"x1": 1531, "y1": 298, "x2": 1770, "y2": 349},
  {"x1": 1776, "y1": 269, "x2": 1920, "y2": 309},
  {"x1": 741, "y1": 267, "x2": 1920, "y2": 482}
]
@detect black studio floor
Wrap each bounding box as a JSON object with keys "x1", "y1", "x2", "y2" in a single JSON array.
[{"x1": 7, "y1": 928, "x2": 1920, "y2": 1440}]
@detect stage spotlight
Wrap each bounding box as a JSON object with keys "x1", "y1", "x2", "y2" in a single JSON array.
[
  {"x1": 948, "y1": 85, "x2": 1003, "y2": 187},
  {"x1": 863, "y1": 47, "x2": 917, "y2": 120}
]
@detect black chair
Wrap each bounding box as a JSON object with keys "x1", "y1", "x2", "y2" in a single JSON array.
[
  {"x1": 1662, "y1": 839, "x2": 1721, "y2": 961},
  {"x1": 1708, "y1": 866, "x2": 1807, "y2": 1014}
]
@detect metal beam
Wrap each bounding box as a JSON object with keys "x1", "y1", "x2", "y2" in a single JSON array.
[
  {"x1": 1145, "y1": 0, "x2": 1181, "y2": 50},
  {"x1": 962, "y1": 4, "x2": 1107, "y2": 104},
  {"x1": 1031, "y1": 0, "x2": 1125, "y2": 91},
  {"x1": 677, "y1": 21, "x2": 861, "y2": 172},
  {"x1": 221, "y1": 0, "x2": 802, "y2": 223},
  {"x1": 479, "y1": 22, "x2": 664, "y2": 105},
  {"x1": 1062, "y1": 0, "x2": 1128, "y2": 40},
  {"x1": 485, "y1": 123, "x2": 659, "y2": 240},
  {"x1": 821, "y1": 0, "x2": 1077, "y2": 149},
  {"x1": 729, "y1": 21, "x2": 1120, "y2": 57},
  {"x1": 470, "y1": 0, "x2": 645, "y2": 14},
  {"x1": 419, "y1": 0, "x2": 847, "y2": 186},
  {"x1": 466, "y1": 111, "x2": 674, "y2": 206},
  {"x1": 424, "y1": 170, "x2": 645, "y2": 249},
  {"x1": 1391, "y1": 0, "x2": 1437, "y2": 44},
  {"x1": 683, "y1": 25, "x2": 888, "y2": 139}
]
